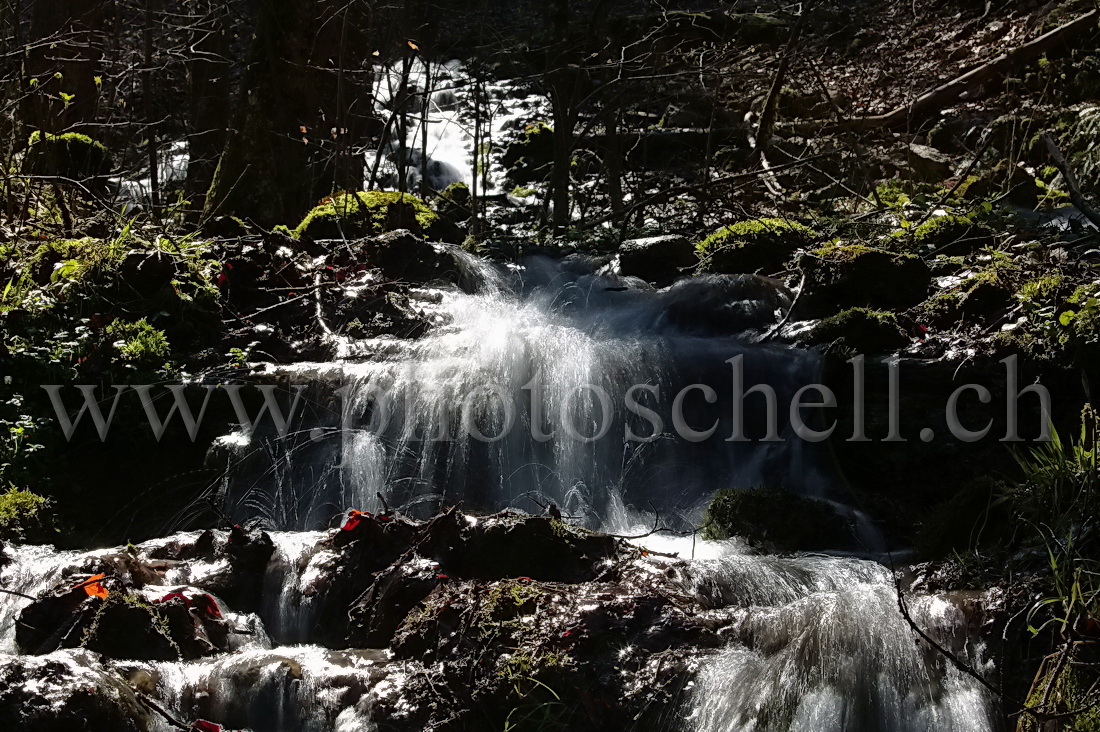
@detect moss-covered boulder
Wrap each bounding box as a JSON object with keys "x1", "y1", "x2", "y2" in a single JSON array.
[
  {"x1": 806, "y1": 307, "x2": 909, "y2": 353},
  {"x1": 901, "y1": 213, "x2": 995, "y2": 256},
  {"x1": 802, "y1": 243, "x2": 931, "y2": 314},
  {"x1": 695, "y1": 218, "x2": 817, "y2": 275},
  {"x1": 502, "y1": 122, "x2": 554, "y2": 185},
  {"x1": 702, "y1": 486, "x2": 855, "y2": 551},
  {"x1": 23, "y1": 131, "x2": 111, "y2": 180},
  {"x1": 293, "y1": 191, "x2": 442, "y2": 240}
]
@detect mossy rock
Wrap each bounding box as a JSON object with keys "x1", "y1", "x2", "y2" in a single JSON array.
[
  {"x1": 802, "y1": 243, "x2": 931, "y2": 314},
  {"x1": 900, "y1": 213, "x2": 996, "y2": 256},
  {"x1": 1018, "y1": 644, "x2": 1100, "y2": 732},
  {"x1": 702, "y1": 486, "x2": 854, "y2": 551},
  {"x1": 436, "y1": 181, "x2": 471, "y2": 220},
  {"x1": 24, "y1": 131, "x2": 111, "y2": 180},
  {"x1": 960, "y1": 160, "x2": 1043, "y2": 208},
  {"x1": 502, "y1": 122, "x2": 554, "y2": 185},
  {"x1": 806, "y1": 307, "x2": 909, "y2": 353},
  {"x1": 293, "y1": 191, "x2": 442, "y2": 240},
  {"x1": 695, "y1": 218, "x2": 818, "y2": 274}
]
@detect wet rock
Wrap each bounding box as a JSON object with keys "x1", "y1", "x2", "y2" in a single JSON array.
[
  {"x1": 661, "y1": 274, "x2": 791, "y2": 335},
  {"x1": 353, "y1": 229, "x2": 453, "y2": 284},
  {"x1": 617, "y1": 234, "x2": 695, "y2": 285},
  {"x1": 325, "y1": 510, "x2": 619, "y2": 647},
  {"x1": 439, "y1": 513, "x2": 618, "y2": 583},
  {"x1": 221, "y1": 526, "x2": 275, "y2": 613},
  {"x1": 801, "y1": 244, "x2": 931, "y2": 315},
  {"x1": 694, "y1": 218, "x2": 818, "y2": 275},
  {"x1": 0, "y1": 650, "x2": 151, "y2": 731},
  {"x1": 383, "y1": 547, "x2": 718, "y2": 731},
  {"x1": 702, "y1": 486, "x2": 856, "y2": 551},
  {"x1": 804, "y1": 307, "x2": 910, "y2": 353},
  {"x1": 119, "y1": 250, "x2": 178, "y2": 298},
  {"x1": 347, "y1": 558, "x2": 441, "y2": 647},
  {"x1": 16, "y1": 583, "x2": 100, "y2": 655},
  {"x1": 17, "y1": 577, "x2": 231, "y2": 660},
  {"x1": 310, "y1": 512, "x2": 422, "y2": 646}
]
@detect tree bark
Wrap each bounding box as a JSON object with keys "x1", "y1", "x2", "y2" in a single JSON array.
[
  {"x1": 185, "y1": 0, "x2": 231, "y2": 212},
  {"x1": 204, "y1": 0, "x2": 373, "y2": 226}
]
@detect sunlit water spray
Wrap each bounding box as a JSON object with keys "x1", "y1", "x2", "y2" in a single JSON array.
[{"x1": 0, "y1": 251, "x2": 995, "y2": 730}]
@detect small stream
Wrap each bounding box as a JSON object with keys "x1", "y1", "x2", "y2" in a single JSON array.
[{"x1": 1, "y1": 64, "x2": 998, "y2": 732}]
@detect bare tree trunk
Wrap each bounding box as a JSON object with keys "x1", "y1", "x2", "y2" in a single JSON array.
[
  {"x1": 185, "y1": 0, "x2": 231, "y2": 213},
  {"x1": 204, "y1": 0, "x2": 373, "y2": 226},
  {"x1": 143, "y1": 0, "x2": 159, "y2": 212},
  {"x1": 420, "y1": 58, "x2": 431, "y2": 197}
]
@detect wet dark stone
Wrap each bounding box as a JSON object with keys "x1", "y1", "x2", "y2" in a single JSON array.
[
  {"x1": 661, "y1": 274, "x2": 791, "y2": 335},
  {"x1": 617, "y1": 235, "x2": 696, "y2": 285},
  {"x1": 0, "y1": 650, "x2": 151, "y2": 731},
  {"x1": 119, "y1": 250, "x2": 178, "y2": 298},
  {"x1": 438, "y1": 514, "x2": 618, "y2": 583}
]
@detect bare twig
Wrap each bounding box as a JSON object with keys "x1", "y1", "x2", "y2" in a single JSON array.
[{"x1": 1041, "y1": 133, "x2": 1100, "y2": 230}]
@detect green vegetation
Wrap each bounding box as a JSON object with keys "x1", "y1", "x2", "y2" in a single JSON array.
[
  {"x1": 106, "y1": 318, "x2": 171, "y2": 362},
  {"x1": 694, "y1": 217, "x2": 818, "y2": 274},
  {"x1": 0, "y1": 486, "x2": 48, "y2": 541},
  {"x1": 24, "y1": 131, "x2": 110, "y2": 180},
  {"x1": 293, "y1": 190, "x2": 440, "y2": 239},
  {"x1": 808, "y1": 307, "x2": 908, "y2": 352}
]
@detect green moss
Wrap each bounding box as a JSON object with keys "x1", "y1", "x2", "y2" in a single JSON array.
[
  {"x1": 510, "y1": 186, "x2": 536, "y2": 197},
  {"x1": 871, "y1": 179, "x2": 941, "y2": 208},
  {"x1": 1019, "y1": 655, "x2": 1100, "y2": 731},
  {"x1": 0, "y1": 486, "x2": 47, "y2": 541},
  {"x1": 25, "y1": 237, "x2": 120, "y2": 284},
  {"x1": 808, "y1": 307, "x2": 909, "y2": 352},
  {"x1": 106, "y1": 318, "x2": 171, "y2": 361},
  {"x1": 293, "y1": 190, "x2": 440, "y2": 240},
  {"x1": 898, "y1": 213, "x2": 995, "y2": 255},
  {"x1": 24, "y1": 131, "x2": 110, "y2": 180},
  {"x1": 1019, "y1": 274, "x2": 1065, "y2": 301},
  {"x1": 695, "y1": 217, "x2": 818, "y2": 274},
  {"x1": 702, "y1": 486, "x2": 852, "y2": 550}
]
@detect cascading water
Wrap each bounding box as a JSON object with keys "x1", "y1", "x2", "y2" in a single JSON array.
[{"x1": 0, "y1": 253, "x2": 996, "y2": 730}]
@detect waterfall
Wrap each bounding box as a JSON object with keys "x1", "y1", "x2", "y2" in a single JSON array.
[
  {"x1": 333, "y1": 255, "x2": 832, "y2": 528},
  {"x1": 0, "y1": 251, "x2": 997, "y2": 730},
  {"x1": 678, "y1": 539, "x2": 993, "y2": 731}
]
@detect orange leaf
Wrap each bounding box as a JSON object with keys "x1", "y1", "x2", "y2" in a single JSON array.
[
  {"x1": 407, "y1": 40, "x2": 419, "y2": 51},
  {"x1": 81, "y1": 573, "x2": 109, "y2": 599}
]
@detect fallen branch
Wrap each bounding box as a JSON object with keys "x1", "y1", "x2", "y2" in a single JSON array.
[
  {"x1": 761, "y1": 267, "x2": 807, "y2": 342},
  {"x1": 1041, "y1": 133, "x2": 1100, "y2": 230},
  {"x1": 835, "y1": 9, "x2": 1099, "y2": 131}
]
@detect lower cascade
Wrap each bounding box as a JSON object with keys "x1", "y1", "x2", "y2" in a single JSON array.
[{"x1": 0, "y1": 255, "x2": 994, "y2": 731}]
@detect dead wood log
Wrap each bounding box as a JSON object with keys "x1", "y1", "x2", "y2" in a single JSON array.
[{"x1": 840, "y1": 9, "x2": 1099, "y2": 132}]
